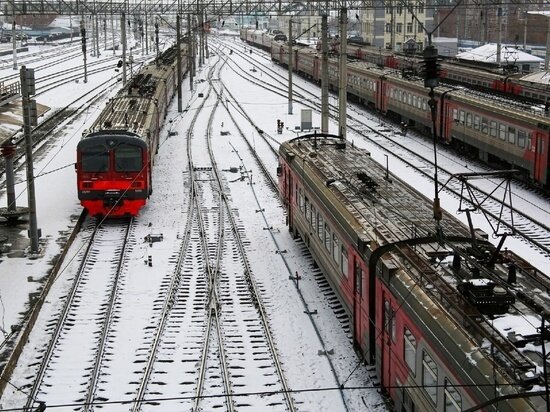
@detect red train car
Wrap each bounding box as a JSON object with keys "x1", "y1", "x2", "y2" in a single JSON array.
[
  {"x1": 279, "y1": 133, "x2": 546, "y2": 411},
  {"x1": 270, "y1": 45, "x2": 550, "y2": 187},
  {"x1": 76, "y1": 44, "x2": 187, "y2": 217}
]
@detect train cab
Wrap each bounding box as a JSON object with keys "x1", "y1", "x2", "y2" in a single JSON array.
[{"x1": 76, "y1": 131, "x2": 150, "y2": 217}]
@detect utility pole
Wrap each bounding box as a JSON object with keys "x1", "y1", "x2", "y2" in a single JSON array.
[
  {"x1": 204, "y1": 11, "x2": 209, "y2": 60},
  {"x1": 145, "y1": 12, "x2": 148, "y2": 54},
  {"x1": 188, "y1": 14, "x2": 194, "y2": 91},
  {"x1": 496, "y1": 3, "x2": 502, "y2": 66},
  {"x1": 12, "y1": 15, "x2": 17, "y2": 70},
  {"x1": 95, "y1": 13, "x2": 100, "y2": 57},
  {"x1": 111, "y1": 14, "x2": 115, "y2": 55},
  {"x1": 80, "y1": 19, "x2": 88, "y2": 83},
  {"x1": 321, "y1": 14, "x2": 329, "y2": 133},
  {"x1": 338, "y1": 7, "x2": 347, "y2": 139},
  {"x1": 121, "y1": 12, "x2": 127, "y2": 85},
  {"x1": 20, "y1": 66, "x2": 40, "y2": 255},
  {"x1": 155, "y1": 18, "x2": 159, "y2": 58},
  {"x1": 177, "y1": 14, "x2": 182, "y2": 112},
  {"x1": 288, "y1": 18, "x2": 293, "y2": 115}
]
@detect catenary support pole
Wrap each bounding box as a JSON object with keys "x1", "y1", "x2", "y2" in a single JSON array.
[
  {"x1": 288, "y1": 18, "x2": 293, "y2": 115},
  {"x1": 321, "y1": 14, "x2": 329, "y2": 133},
  {"x1": 20, "y1": 66, "x2": 40, "y2": 254},
  {"x1": 121, "y1": 12, "x2": 127, "y2": 85},
  {"x1": 338, "y1": 7, "x2": 347, "y2": 140},
  {"x1": 188, "y1": 14, "x2": 194, "y2": 91},
  {"x1": 12, "y1": 17, "x2": 17, "y2": 70},
  {"x1": 177, "y1": 15, "x2": 182, "y2": 112}
]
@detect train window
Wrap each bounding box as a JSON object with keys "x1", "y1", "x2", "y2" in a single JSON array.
[
  {"x1": 81, "y1": 145, "x2": 109, "y2": 172},
  {"x1": 317, "y1": 215, "x2": 324, "y2": 239},
  {"x1": 444, "y1": 379, "x2": 462, "y2": 412},
  {"x1": 458, "y1": 110, "x2": 465, "y2": 124},
  {"x1": 295, "y1": 184, "x2": 299, "y2": 206},
  {"x1": 311, "y1": 205, "x2": 316, "y2": 226},
  {"x1": 422, "y1": 351, "x2": 438, "y2": 404},
  {"x1": 452, "y1": 109, "x2": 458, "y2": 122},
  {"x1": 305, "y1": 198, "x2": 310, "y2": 220},
  {"x1": 508, "y1": 127, "x2": 516, "y2": 144},
  {"x1": 422, "y1": 99, "x2": 427, "y2": 111},
  {"x1": 499, "y1": 124, "x2": 506, "y2": 141},
  {"x1": 518, "y1": 130, "x2": 526, "y2": 148},
  {"x1": 332, "y1": 233, "x2": 339, "y2": 263},
  {"x1": 489, "y1": 121, "x2": 497, "y2": 137},
  {"x1": 115, "y1": 145, "x2": 142, "y2": 172},
  {"x1": 341, "y1": 247, "x2": 348, "y2": 276},
  {"x1": 466, "y1": 113, "x2": 472, "y2": 128},
  {"x1": 481, "y1": 117, "x2": 488, "y2": 134},
  {"x1": 404, "y1": 328, "x2": 416, "y2": 373},
  {"x1": 412, "y1": 96, "x2": 417, "y2": 107},
  {"x1": 299, "y1": 189, "x2": 304, "y2": 212},
  {"x1": 474, "y1": 115, "x2": 480, "y2": 131},
  {"x1": 324, "y1": 223, "x2": 331, "y2": 252}
]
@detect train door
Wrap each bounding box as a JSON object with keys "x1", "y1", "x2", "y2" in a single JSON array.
[
  {"x1": 532, "y1": 131, "x2": 548, "y2": 185},
  {"x1": 285, "y1": 168, "x2": 293, "y2": 231},
  {"x1": 353, "y1": 258, "x2": 363, "y2": 351},
  {"x1": 381, "y1": 293, "x2": 394, "y2": 392},
  {"x1": 378, "y1": 78, "x2": 387, "y2": 113},
  {"x1": 313, "y1": 57, "x2": 320, "y2": 82}
]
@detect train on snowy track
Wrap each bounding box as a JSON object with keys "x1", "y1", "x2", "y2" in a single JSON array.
[
  {"x1": 270, "y1": 40, "x2": 549, "y2": 187},
  {"x1": 76, "y1": 43, "x2": 188, "y2": 217},
  {"x1": 241, "y1": 29, "x2": 550, "y2": 188},
  {"x1": 241, "y1": 28, "x2": 550, "y2": 105},
  {"x1": 331, "y1": 41, "x2": 550, "y2": 105},
  {"x1": 278, "y1": 132, "x2": 548, "y2": 412}
]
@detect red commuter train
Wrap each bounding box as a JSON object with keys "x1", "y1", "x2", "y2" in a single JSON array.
[
  {"x1": 278, "y1": 133, "x2": 547, "y2": 411},
  {"x1": 76, "y1": 44, "x2": 187, "y2": 217},
  {"x1": 240, "y1": 28, "x2": 550, "y2": 105},
  {"x1": 270, "y1": 42, "x2": 550, "y2": 188}
]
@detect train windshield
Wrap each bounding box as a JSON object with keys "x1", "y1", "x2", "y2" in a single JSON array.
[
  {"x1": 114, "y1": 144, "x2": 142, "y2": 172},
  {"x1": 81, "y1": 145, "x2": 109, "y2": 172}
]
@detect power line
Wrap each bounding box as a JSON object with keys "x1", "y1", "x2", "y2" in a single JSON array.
[{"x1": 3, "y1": 382, "x2": 545, "y2": 411}]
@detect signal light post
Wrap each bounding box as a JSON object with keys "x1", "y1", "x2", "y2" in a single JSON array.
[{"x1": 422, "y1": 42, "x2": 443, "y2": 230}]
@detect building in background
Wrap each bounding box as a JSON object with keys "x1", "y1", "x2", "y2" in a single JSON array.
[{"x1": 362, "y1": 0, "x2": 434, "y2": 52}]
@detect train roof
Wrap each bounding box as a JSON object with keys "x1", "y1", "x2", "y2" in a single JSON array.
[
  {"x1": 87, "y1": 60, "x2": 169, "y2": 138},
  {"x1": 280, "y1": 134, "x2": 550, "y2": 395}
]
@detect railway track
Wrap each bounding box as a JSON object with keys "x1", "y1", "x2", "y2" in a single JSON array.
[
  {"x1": 1, "y1": 40, "x2": 383, "y2": 412},
  {"x1": 24, "y1": 217, "x2": 134, "y2": 411},
  {"x1": 214, "y1": 38, "x2": 550, "y2": 260},
  {"x1": 188, "y1": 54, "x2": 296, "y2": 412}
]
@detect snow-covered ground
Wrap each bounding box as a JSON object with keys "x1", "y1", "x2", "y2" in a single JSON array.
[
  {"x1": 0, "y1": 37, "x2": 388, "y2": 411},
  {"x1": 0, "y1": 32, "x2": 549, "y2": 411}
]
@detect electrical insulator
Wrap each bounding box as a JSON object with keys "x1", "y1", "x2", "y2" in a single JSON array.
[{"x1": 422, "y1": 45, "x2": 440, "y2": 89}]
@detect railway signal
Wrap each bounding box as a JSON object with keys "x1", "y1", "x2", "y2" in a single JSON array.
[{"x1": 421, "y1": 45, "x2": 440, "y2": 89}]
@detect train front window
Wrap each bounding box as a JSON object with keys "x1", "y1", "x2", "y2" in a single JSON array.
[
  {"x1": 115, "y1": 145, "x2": 142, "y2": 172},
  {"x1": 82, "y1": 146, "x2": 109, "y2": 172}
]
